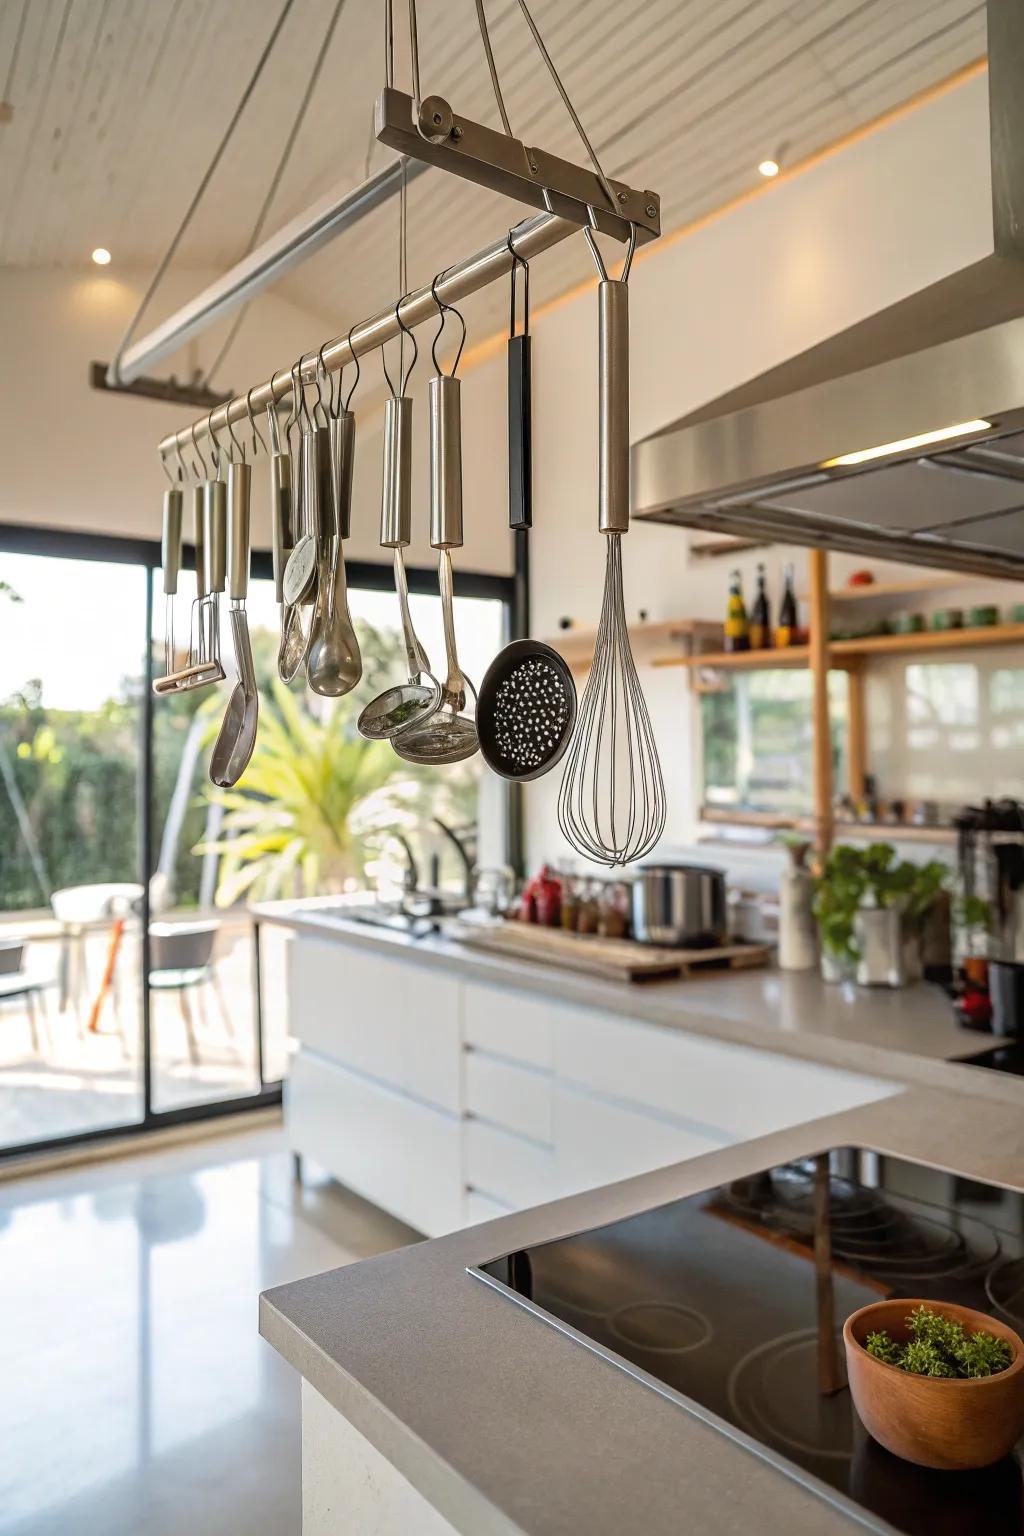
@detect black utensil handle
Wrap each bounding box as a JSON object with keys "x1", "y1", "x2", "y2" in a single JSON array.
[{"x1": 508, "y1": 333, "x2": 532, "y2": 531}]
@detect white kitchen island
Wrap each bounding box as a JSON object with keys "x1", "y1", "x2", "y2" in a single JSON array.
[{"x1": 257, "y1": 902, "x2": 992, "y2": 1239}]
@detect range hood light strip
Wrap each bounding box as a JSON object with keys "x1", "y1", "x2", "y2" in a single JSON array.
[{"x1": 821, "y1": 420, "x2": 993, "y2": 469}]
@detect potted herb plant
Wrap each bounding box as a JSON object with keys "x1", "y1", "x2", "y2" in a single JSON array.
[
  {"x1": 844, "y1": 1299, "x2": 1024, "y2": 1470},
  {"x1": 812, "y1": 843, "x2": 947, "y2": 985}
]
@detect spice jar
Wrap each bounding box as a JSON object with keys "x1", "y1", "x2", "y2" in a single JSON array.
[
  {"x1": 576, "y1": 884, "x2": 600, "y2": 936},
  {"x1": 534, "y1": 865, "x2": 562, "y2": 928},
  {"x1": 599, "y1": 881, "x2": 629, "y2": 940}
]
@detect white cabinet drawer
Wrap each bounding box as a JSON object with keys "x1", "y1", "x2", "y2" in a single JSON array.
[
  {"x1": 288, "y1": 937, "x2": 461, "y2": 1113},
  {"x1": 465, "y1": 1120, "x2": 556, "y2": 1210},
  {"x1": 287, "y1": 1049, "x2": 462, "y2": 1236},
  {"x1": 463, "y1": 980, "x2": 552, "y2": 1068},
  {"x1": 554, "y1": 1008, "x2": 892, "y2": 1141},
  {"x1": 464, "y1": 1188, "x2": 514, "y2": 1226},
  {"x1": 465, "y1": 1051, "x2": 553, "y2": 1143},
  {"x1": 554, "y1": 1082, "x2": 725, "y2": 1197}
]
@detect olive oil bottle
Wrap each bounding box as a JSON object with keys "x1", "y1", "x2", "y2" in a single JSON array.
[
  {"x1": 749, "y1": 562, "x2": 771, "y2": 649},
  {"x1": 724, "y1": 569, "x2": 750, "y2": 652},
  {"x1": 776, "y1": 562, "x2": 798, "y2": 647}
]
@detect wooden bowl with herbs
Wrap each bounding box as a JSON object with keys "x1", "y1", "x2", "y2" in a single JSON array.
[{"x1": 844, "y1": 1298, "x2": 1024, "y2": 1471}]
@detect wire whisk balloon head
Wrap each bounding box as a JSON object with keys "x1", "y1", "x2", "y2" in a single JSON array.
[{"x1": 557, "y1": 533, "x2": 665, "y2": 867}]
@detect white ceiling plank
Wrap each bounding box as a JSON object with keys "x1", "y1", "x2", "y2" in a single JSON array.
[{"x1": 0, "y1": 0, "x2": 989, "y2": 387}]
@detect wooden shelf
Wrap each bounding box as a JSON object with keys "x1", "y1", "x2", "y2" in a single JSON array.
[
  {"x1": 553, "y1": 618, "x2": 723, "y2": 672},
  {"x1": 700, "y1": 807, "x2": 800, "y2": 829},
  {"x1": 661, "y1": 645, "x2": 811, "y2": 670},
  {"x1": 832, "y1": 821, "x2": 958, "y2": 845},
  {"x1": 831, "y1": 621, "x2": 1024, "y2": 658},
  {"x1": 659, "y1": 622, "x2": 1024, "y2": 670},
  {"x1": 689, "y1": 535, "x2": 769, "y2": 560},
  {"x1": 822, "y1": 574, "x2": 995, "y2": 603},
  {"x1": 699, "y1": 807, "x2": 957, "y2": 844}
]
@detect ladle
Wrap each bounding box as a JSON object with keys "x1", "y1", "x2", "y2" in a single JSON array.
[
  {"x1": 278, "y1": 362, "x2": 316, "y2": 682},
  {"x1": 307, "y1": 383, "x2": 361, "y2": 697},
  {"x1": 210, "y1": 458, "x2": 259, "y2": 787},
  {"x1": 394, "y1": 362, "x2": 478, "y2": 766},
  {"x1": 357, "y1": 323, "x2": 441, "y2": 740}
]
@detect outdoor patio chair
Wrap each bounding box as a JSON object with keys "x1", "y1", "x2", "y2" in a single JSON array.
[
  {"x1": 0, "y1": 939, "x2": 49, "y2": 1055},
  {"x1": 51, "y1": 882, "x2": 143, "y2": 1028},
  {"x1": 149, "y1": 922, "x2": 232, "y2": 1067}
]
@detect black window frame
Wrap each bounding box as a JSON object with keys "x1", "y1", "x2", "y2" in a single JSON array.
[{"x1": 0, "y1": 522, "x2": 520, "y2": 1161}]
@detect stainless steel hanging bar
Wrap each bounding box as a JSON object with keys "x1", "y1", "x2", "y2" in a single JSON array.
[
  {"x1": 158, "y1": 210, "x2": 579, "y2": 461},
  {"x1": 118, "y1": 159, "x2": 427, "y2": 387}
]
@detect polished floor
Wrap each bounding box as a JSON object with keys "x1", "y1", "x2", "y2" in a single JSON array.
[
  {"x1": 0, "y1": 921, "x2": 292, "y2": 1148},
  {"x1": 0, "y1": 1124, "x2": 420, "y2": 1535}
]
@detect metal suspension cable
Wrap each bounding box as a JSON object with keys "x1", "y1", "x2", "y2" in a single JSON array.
[
  {"x1": 108, "y1": 0, "x2": 295, "y2": 384},
  {"x1": 475, "y1": 0, "x2": 513, "y2": 137},
  {"x1": 513, "y1": 0, "x2": 617, "y2": 211},
  {"x1": 385, "y1": 0, "x2": 395, "y2": 87},
  {"x1": 1, "y1": 0, "x2": 31, "y2": 104},
  {"x1": 204, "y1": 0, "x2": 348, "y2": 388}
]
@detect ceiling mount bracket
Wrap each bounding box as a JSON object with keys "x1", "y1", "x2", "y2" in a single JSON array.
[{"x1": 374, "y1": 87, "x2": 660, "y2": 245}]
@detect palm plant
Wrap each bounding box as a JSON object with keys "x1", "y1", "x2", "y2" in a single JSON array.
[{"x1": 199, "y1": 677, "x2": 406, "y2": 906}]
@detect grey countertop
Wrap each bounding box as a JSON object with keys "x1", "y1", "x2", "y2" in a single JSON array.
[
  {"x1": 261, "y1": 1083, "x2": 1024, "y2": 1536},
  {"x1": 259, "y1": 899, "x2": 1024, "y2": 1535},
  {"x1": 255, "y1": 898, "x2": 1001, "y2": 1083}
]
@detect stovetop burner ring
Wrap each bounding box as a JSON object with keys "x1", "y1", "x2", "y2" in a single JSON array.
[{"x1": 606, "y1": 1302, "x2": 712, "y2": 1356}]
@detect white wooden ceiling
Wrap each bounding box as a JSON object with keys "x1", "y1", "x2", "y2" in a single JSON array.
[{"x1": 0, "y1": 0, "x2": 988, "y2": 373}]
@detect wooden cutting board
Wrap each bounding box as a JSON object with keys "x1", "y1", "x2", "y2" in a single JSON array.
[{"x1": 454, "y1": 920, "x2": 772, "y2": 984}]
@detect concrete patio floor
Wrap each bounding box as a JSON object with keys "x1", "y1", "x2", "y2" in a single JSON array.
[{"x1": 0, "y1": 917, "x2": 291, "y2": 1149}]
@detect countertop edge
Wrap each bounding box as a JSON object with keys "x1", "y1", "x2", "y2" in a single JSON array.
[
  {"x1": 259, "y1": 1087, "x2": 1024, "y2": 1536},
  {"x1": 255, "y1": 904, "x2": 1014, "y2": 1101},
  {"x1": 258, "y1": 1296, "x2": 526, "y2": 1536}
]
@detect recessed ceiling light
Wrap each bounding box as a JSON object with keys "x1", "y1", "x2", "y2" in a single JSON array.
[
  {"x1": 91, "y1": 247, "x2": 111, "y2": 266},
  {"x1": 758, "y1": 158, "x2": 780, "y2": 179},
  {"x1": 821, "y1": 420, "x2": 994, "y2": 468}
]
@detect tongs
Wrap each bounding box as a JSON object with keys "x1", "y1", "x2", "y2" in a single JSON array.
[{"x1": 153, "y1": 467, "x2": 226, "y2": 696}]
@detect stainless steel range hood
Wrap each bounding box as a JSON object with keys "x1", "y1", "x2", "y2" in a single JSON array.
[{"x1": 632, "y1": 0, "x2": 1024, "y2": 580}]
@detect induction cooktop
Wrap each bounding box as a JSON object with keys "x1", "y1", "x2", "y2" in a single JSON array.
[{"x1": 473, "y1": 1148, "x2": 1024, "y2": 1536}]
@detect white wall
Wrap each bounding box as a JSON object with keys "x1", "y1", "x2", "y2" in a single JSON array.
[
  {"x1": 0, "y1": 267, "x2": 515, "y2": 575},
  {"x1": 473, "y1": 68, "x2": 1011, "y2": 868},
  {"x1": 0, "y1": 268, "x2": 334, "y2": 541}
]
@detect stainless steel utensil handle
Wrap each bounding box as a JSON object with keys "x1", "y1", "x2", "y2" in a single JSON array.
[
  {"x1": 270, "y1": 451, "x2": 292, "y2": 602},
  {"x1": 193, "y1": 484, "x2": 208, "y2": 598},
  {"x1": 204, "y1": 478, "x2": 228, "y2": 593},
  {"x1": 508, "y1": 333, "x2": 532, "y2": 531},
  {"x1": 438, "y1": 547, "x2": 460, "y2": 692},
  {"x1": 161, "y1": 487, "x2": 183, "y2": 596},
  {"x1": 331, "y1": 411, "x2": 355, "y2": 540},
  {"x1": 314, "y1": 423, "x2": 335, "y2": 541},
  {"x1": 429, "y1": 375, "x2": 463, "y2": 550},
  {"x1": 394, "y1": 549, "x2": 430, "y2": 676},
  {"x1": 380, "y1": 396, "x2": 413, "y2": 548},
  {"x1": 598, "y1": 278, "x2": 629, "y2": 535},
  {"x1": 438, "y1": 548, "x2": 475, "y2": 711},
  {"x1": 227, "y1": 460, "x2": 251, "y2": 601},
  {"x1": 301, "y1": 430, "x2": 320, "y2": 543}
]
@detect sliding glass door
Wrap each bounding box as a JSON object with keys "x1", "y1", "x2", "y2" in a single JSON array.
[
  {"x1": 0, "y1": 547, "x2": 147, "y2": 1146},
  {"x1": 0, "y1": 528, "x2": 514, "y2": 1156}
]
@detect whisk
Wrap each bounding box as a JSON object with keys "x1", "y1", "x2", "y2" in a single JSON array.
[{"x1": 558, "y1": 226, "x2": 666, "y2": 867}]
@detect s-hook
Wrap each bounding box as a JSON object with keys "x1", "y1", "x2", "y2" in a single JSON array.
[
  {"x1": 244, "y1": 388, "x2": 266, "y2": 462},
  {"x1": 430, "y1": 268, "x2": 467, "y2": 379}
]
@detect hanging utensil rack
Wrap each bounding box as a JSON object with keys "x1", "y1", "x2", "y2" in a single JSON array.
[
  {"x1": 151, "y1": 0, "x2": 666, "y2": 863},
  {"x1": 160, "y1": 213, "x2": 585, "y2": 463}
]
